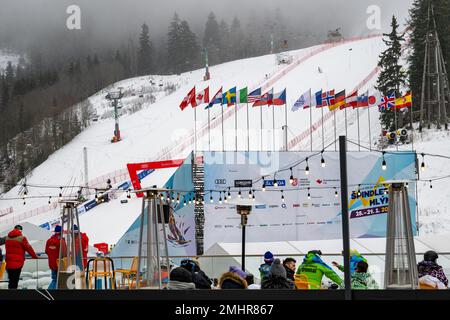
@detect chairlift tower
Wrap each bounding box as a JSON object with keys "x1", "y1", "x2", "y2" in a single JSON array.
[
  {"x1": 106, "y1": 89, "x2": 124, "y2": 143},
  {"x1": 419, "y1": 3, "x2": 450, "y2": 131},
  {"x1": 384, "y1": 181, "x2": 418, "y2": 289},
  {"x1": 134, "y1": 187, "x2": 171, "y2": 289},
  {"x1": 203, "y1": 47, "x2": 210, "y2": 81}
]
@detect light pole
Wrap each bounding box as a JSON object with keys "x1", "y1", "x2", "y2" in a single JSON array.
[
  {"x1": 227, "y1": 197, "x2": 263, "y2": 272},
  {"x1": 106, "y1": 88, "x2": 124, "y2": 143}
]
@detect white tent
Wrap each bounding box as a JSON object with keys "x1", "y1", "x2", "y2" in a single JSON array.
[{"x1": 200, "y1": 234, "x2": 450, "y2": 283}]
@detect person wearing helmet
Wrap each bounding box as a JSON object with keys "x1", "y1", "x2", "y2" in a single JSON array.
[
  {"x1": 72, "y1": 224, "x2": 89, "y2": 269},
  {"x1": 5, "y1": 225, "x2": 38, "y2": 289},
  {"x1": 296, "y1": 250, "x2": 343, "y2": 289},
  {"x1": 45, "y1": 225, "x2": 67, "y2": 289},
  {"x1": 418, "y1": 250, "x2": 448, "y2": 288}
]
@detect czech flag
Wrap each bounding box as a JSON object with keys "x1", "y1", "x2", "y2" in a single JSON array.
[{"x1": 271, "y1": 89, "x2": 286, "y2": 106}]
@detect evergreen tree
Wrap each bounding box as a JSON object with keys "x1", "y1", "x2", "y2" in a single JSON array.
[
  {"x1": 230, "y1": 17, "x2": 245, "y2": 60},
  {"x1": 167, "y1": 13, "x2": 182, "y2": 74},
  {"x1": 203, "y1": 12, "x2": 221, "y2": 66},
  {"x1": 376, "y1": 15, "x2": 407, "y2": 131},
  {"x1": 137, "y1": 23, "x2": 153, "y2": 75},
  {"x1": 179, "y1": 20, "x2": 200, "y2": 72}
]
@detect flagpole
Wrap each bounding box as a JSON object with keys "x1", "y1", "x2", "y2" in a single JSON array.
[
  {"x1": 221, "y1": 104, "x2": 224, "y2": 152},
  {"x1": 394, "y1": 98, "x2": 398, "y2": 151},
  {"x1": 247, "y1": 102, "x2": 250, "y2": 152},
  {"x1": 357, "y1": 107, "x2": 361, "y2": 151},
  {"x1": 410, "y1": 100, "x2": 414, "y2": 151},
  {"x1": 368, "y1": 105, "x2": 372, "y2": 151},
  {"x1": 272, "y1": 102, "x2": 275, "y2": 151},
  {"x1": 284, "y1": 91, "x2": 288, "y2": 151},
  {"x1": 321, "y1": 106, "x2": 324, "y2": 151},
  {"x1": 194, "y1": 105, "x2": 197, "y2": 154},
  {"x1": 333, "y1": 110, "x2": 337, "y2": 151},
  {"x1": 260, "y1": 105, "x2": 263, "y2": 151},
  {"x1": 208, "y1": 107, "x2": 211, "y2": 151},
  {"x1": 235, "y1": 101, "x2": 238, "y2": 152},
  {"x1": 344, "y1": 106, "x2": 348, "y2": 139},
  {"x1": 310, "y1": 89, "x2": 313, "y2": 152}
]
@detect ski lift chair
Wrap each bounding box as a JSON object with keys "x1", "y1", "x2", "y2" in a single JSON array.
[{"x1": 115, "y1": 256, "x2": 139, "y2": 289}]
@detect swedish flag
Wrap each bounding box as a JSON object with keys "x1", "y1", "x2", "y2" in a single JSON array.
[{"x1": 222, "y1": 87, "x2": 236, "y2": 106}]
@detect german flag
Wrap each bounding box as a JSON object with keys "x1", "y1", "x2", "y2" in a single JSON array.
[{"x1": 329, "y1": 90, "x2": 346, "y2": 111}]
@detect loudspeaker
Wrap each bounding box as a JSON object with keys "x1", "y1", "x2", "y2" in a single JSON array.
[
  {"x1": 399, "y1": 129, "x2": 408, "y2": 137},
  {"x1": 387, "y1": 132, "x2": 397, "y2": 140},
  {"x1": 157, "y1": 204, "x2": 170, "y2": 223}
]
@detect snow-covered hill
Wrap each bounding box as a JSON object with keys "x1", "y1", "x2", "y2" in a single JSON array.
[{"x1": 2, "y1": 35, "x2": 449, "y2": 245}]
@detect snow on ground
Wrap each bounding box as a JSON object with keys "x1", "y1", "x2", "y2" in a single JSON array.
[{"x1": 1, "y1": 35, "x2": 449, "y2": 245}]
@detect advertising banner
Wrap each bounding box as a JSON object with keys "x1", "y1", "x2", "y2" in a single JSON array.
[
  {"x1": 203, "y1": 151, "x2": 417, "y2": 251},
  {"x1": 111, "y1": 155, "x2": 197, "y2": 260}
]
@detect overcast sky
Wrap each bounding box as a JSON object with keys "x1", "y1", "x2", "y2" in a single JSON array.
[{"x1": 0, "y1": 0, "x2": 414, "y2": 52}]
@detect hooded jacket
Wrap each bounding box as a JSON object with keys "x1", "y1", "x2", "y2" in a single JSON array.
[
  {"x1": 45, "y1": 234, "x2": 67, "y2": 270},
  {"x1": 418, "y1": 260, "x2": 448, "y2": 287},
  {"x1": 262, "y1": 259, "x2": 294, "y2": 289},
  {"x1": 219, "y1": 272, "x2": 248, "y2": 289},
  {"x1": 337, "y1": 251, "x2": 367, "y2": 274},
  {"x1": 296, "y1": 252, "x2": 343, "y2": 289},
  {"x1": 74, "y1": 232, "x2": 89, "y2": 268},
  {"x1": 5, "y1": 229, "x2": 38, "y2": 269},
  {"x1": 351, "y1": 272, "x2": 379, "y2": 289}
]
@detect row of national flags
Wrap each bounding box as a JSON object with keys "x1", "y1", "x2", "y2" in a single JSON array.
[
  {"x1": 292, "y1": 89, "x2": 412, "y2": 112},
  {"x1": 180, "y1": 86, "x2": 412, "y2": 112},
  {"x1": 179, "y1": 86, "x2": 287, "y2": 111}
]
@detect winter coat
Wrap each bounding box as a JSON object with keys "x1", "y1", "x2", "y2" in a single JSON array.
[
  {"x1": 5, "y1": 229, "x2": 38, "y2": 269},
  {"x1": 261, "y1": 275, "x2": 295, "y2": 289},
  {"x1": 350, "y1": 272, "x2": 379, "y2": 289},
  {"x1": 418, "y1": 261, "x2": 448, "y2": 287},
  {"x1": 285, "y1": 266, "x2": 295, "y2": 281},
  {"x1": 259, "y1": 263, "x2": 272, "y2": 281},
  {"x1": 45, "y1": 234, "x2": 67, "y2": 270},
  {"x1": 0, "y1": 237, "x2": 4, "y2": 262},
  {"x1": 74, "y1": 232, "x2": 89, "y2": 268},
  {"x1": 192, "y1": 270, "x2": 212, "y2": 289},
  {"x1": 296, "y1": 252, "x2": 343, "y2": 289},
  {"x1": 219, "y1": 272, "x2": 248, "y2": 289},
  {"x1": 337, "y1": 253, "x2": 367, "y2": 274},
  {"x1": 166, "y1": 281, "x2": 196, "y2": 290}
]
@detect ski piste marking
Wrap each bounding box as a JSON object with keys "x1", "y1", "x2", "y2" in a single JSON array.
[{"x1": 0, "y1": 34, "x2": 382, "y2": 226}]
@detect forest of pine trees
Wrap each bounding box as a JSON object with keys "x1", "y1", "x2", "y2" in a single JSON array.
[{"x1": 0, "y1": 10, "x2": 314, "y2": 192}]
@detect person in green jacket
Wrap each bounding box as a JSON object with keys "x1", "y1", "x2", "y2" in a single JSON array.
[
  {"x1": 332, "y1": 249, "x2": 367, "y2": 274},
  {"x1": 350, "y1": 261, "x2": 379, "y2": 289},
  {"x1": 296, "y1": 250, "x2": 343, "y2": 289}
]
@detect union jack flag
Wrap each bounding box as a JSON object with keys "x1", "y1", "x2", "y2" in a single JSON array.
[{"x1": 378, "y1": 93, "x2": 396, "y2": 111}]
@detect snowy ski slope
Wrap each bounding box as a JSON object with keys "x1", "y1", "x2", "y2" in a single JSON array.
[{"x1": 2, "y1": 35, "x2": 449, "y2": 245}]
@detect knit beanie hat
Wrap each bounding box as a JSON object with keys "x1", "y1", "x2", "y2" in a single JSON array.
[
  {"x1": 54, "y1": 225, "x2": 62, "y2": 233},
  {"x1": 170, "y1": 267, "x2": 193, "y2": 283},
  {"x1": 264, "y1": 251, "x2": 274, "y2": 264},
  {"x1": 229, "y1": 266, "x2": 246, "y2": 279},
  {"x1": 269, "y1": 259, "x2": 286, "y2": 278}
]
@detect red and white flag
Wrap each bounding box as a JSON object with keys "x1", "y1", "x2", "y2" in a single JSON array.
[
  {"x1": 343, "y1": 91, "x2": 358, "y2": 109},
  {"x1": 194, "y1": 87, "x2": 210, "y2": 107},
  {"x1": 179, "y1": 87, "x2": 196, "y2": 110}
]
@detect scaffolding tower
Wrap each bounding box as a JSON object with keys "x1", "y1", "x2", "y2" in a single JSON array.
[
  {"x1": 419, "y1": 3, "x2": 450, "y2": 131},
  {"x1": 192, "y1": 153, "x2": 205, "y2": 255}
]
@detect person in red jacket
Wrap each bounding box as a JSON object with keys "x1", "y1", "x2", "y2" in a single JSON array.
[
  {"x1": 5, "y1": 225, "x2": 38, "y2": 289},
  {"x1": 73, "y1": 225, "x2": 89, "y2": 269},
  {"x1": 45, "y1": 225, "x2": 67, "y2": 289}
]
